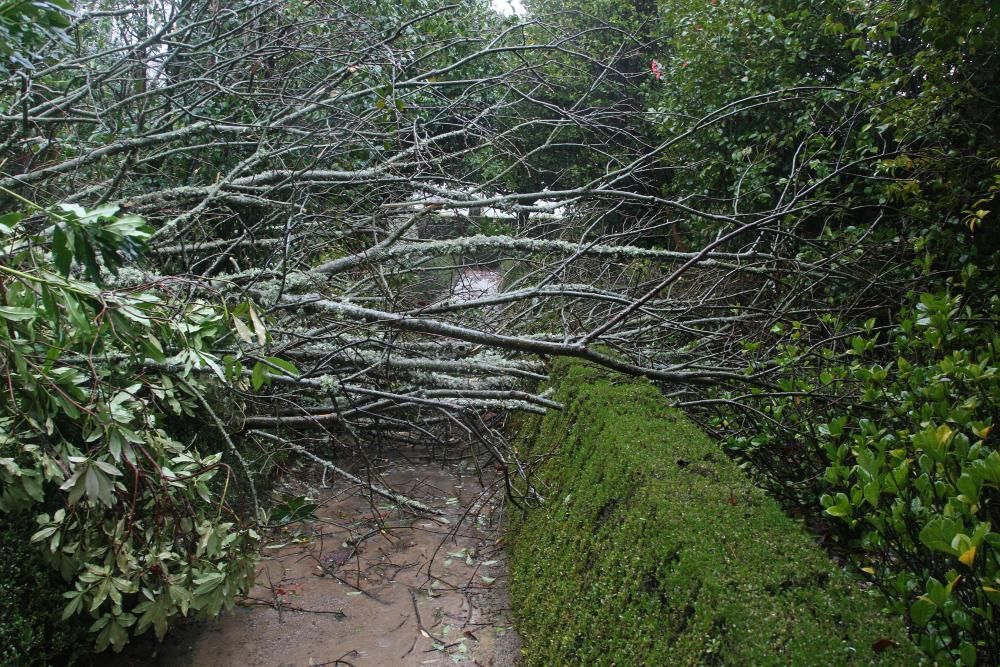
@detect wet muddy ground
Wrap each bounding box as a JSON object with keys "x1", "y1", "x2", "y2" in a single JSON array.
[{"x1": 115, "y1": 455, "x2": 520, "y2": 667}]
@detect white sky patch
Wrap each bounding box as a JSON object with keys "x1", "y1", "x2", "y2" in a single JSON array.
[{"x1": 491, "y1": 0, "x2": 525, "y2": 16}]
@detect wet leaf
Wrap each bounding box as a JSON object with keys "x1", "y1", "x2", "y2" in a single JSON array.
[{"x1": 872, "y1": 638, "x2": 898, "y2": 653}]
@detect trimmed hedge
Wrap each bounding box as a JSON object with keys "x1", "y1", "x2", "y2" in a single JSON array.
[
  {"x1": 0, "y1": 514, "x2": 89, "y2": 666},
  {"x1": 509, "y1": 360, "x2": 921, "y2": 665}
]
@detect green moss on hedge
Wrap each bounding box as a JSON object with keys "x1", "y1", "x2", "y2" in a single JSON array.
[
  {"x1": 509, "y1": 360, "x2": 920, "y2": 666},
  {"x1": 0, "y1": 514, "x2": 90, "y2": 666}
]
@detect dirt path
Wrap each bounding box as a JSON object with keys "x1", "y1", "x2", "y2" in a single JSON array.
[{"x1": 117, "y1": 456, "x2": 520, "y2": 667}]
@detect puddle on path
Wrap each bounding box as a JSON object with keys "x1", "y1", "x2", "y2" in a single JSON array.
[
  {"x1": 453, "y1": 267, "x2": 500, "y2": 301},
  {"x1": 115, "y1": 456, "x2": 519, "y2": 667}
]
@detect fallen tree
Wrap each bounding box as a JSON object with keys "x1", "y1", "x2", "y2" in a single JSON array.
[{"x1": 0, "y1": 0, "x2": 997, "y2": 660}]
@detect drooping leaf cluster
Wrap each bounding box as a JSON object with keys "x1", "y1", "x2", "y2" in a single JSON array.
[
  {"x1": 0, "y1": 0, "x2": 74, "y2": 73},
  {"x1": 0, "y1": 200, "x2": 260, "y2": 653}
]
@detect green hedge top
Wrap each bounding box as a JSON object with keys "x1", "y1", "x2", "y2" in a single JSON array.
[{"x1": 509, "y1": 360, "x2": 921, "y2": 666}]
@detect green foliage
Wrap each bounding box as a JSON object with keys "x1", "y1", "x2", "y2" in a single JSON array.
[
  {"x1": 510, "y1": 359, "x2": 920, "y2": 665},
  {"x1": 628, "y1": 1, "x2": 1000, "y2": 657},
  {"x1": 477, "y1": 219, "x2": 515, "y2": 237},
  {"x1": 647, "y1": 0, "x2": 858, "y2": 214},
  {"x1": 0, "y1": 513, "x2": 90, "y2": 666},
  {"x1": 0, "y1": 202, "x2": 258, "y2": 655},
  {"x1": 269, "y1": 494, "x2": 318, "y2": 527},
  {"x1": 0, "y1": 0, "x2": 74, "y2": 73},
  {"x1": 713, "y1": 251, "x2": 998, "y2": 664},
  {"x1": 817, "y1": 279, "x2": 999, "y2": 663},
  {"x1": 48, "y1": 203, "x2": 152, "y2": 284}
]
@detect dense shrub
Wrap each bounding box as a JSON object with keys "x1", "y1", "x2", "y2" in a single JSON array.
[
  {"x1": 713, "y1": 257, "x2": 999, "y2": 664},
  {"x1": 0, "y1": 203, "x2": 259, "y2": 654},
  {"x1": 509, "y1": 359, "x2": 919, "y2": 665},
  {"x1": 0, "y1": 514, "x2": 89, "y2": 665},
  {"x1": 818, "y1": 278, "x2": 999, "y2": 663}
]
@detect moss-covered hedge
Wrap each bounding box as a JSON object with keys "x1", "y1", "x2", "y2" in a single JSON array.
[
  {"x1": 509, "y1": 360, "x2": 920, "y2": 665},
  {"x1": 0, "y1": 514, "x2": 89, "y2": 665}
]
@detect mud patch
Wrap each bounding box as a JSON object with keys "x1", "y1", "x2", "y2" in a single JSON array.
[{"x1": 114, "y1": 457, "x2": 520, "y2": 667}]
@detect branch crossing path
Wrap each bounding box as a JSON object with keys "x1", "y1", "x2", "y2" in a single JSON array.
[{"x1": 114, "y1": 456, "x2": 520, "y2": 666}]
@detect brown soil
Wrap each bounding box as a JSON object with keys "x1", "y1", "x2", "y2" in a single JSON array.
[{"x1": 112, "y1": 456, "x2": 521, "y2": 667}]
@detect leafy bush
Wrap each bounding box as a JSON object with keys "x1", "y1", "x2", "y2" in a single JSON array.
[
  {"x1": 0, "y1": 202, "x2": 259, "y2": 654},
  {"x1": 0, "y1": 513, "x2": 89, "y2": 665},
  {"x1": 818, "y1": 276, "x2": 999, "y2": 664},
  {"x1": 0, "y1": 0, "x2": 74, "y2": 73},
  {"x1": 711, "y1": 252, "x2": 998, "y2": 664}
]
